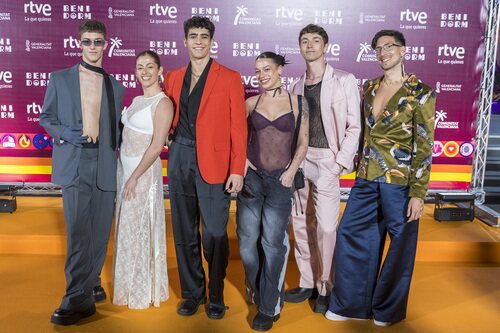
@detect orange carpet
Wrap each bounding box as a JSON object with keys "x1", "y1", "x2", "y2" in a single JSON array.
[{"x1": 0, "y1": 197, "x2": 499, "y2": 333}]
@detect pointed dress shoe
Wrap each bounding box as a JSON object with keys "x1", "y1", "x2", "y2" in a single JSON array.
[
  {"x1": 251, "y1": 312, "x2": 280, "y2": 331},
  {"x1": 206, "y1": 302, "x2": 227, "y2": 320},
  {"x1": 284, "y1": 287, "x2": 314, "y2": 303},
  {"x1": 177, "y1": 298, "x2": 206, "y2": 316},
  {"x1": 93, "y1": 286, "x2": 107, "y2": 302},
  {"x1": 50, "y1": 303, "x2": 96, "y2": 326}
]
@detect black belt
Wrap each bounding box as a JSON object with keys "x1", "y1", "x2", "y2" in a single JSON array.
[
  {"x1": 81, "y1": 141, "x2": 99, "y2": 148},
  {"x1": 174, "y1": 135, "x2": 196, "y2": 147}
]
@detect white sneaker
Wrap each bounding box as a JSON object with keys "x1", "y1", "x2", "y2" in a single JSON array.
[
  {"x1": 374, "y1": 319, "x2": 393, "y2": 327},
  {"x1": 325, "y1": 310, "x2": 366, "y2": 321}
]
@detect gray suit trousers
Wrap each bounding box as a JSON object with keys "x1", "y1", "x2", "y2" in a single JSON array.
[{"x1": 60, "y1": 148, "x2": 115, "y2": 310}]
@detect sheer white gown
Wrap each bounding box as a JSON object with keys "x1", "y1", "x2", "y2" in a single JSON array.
[{"x1": 113, "y1": 92, "x2": 169, "y2": 309}]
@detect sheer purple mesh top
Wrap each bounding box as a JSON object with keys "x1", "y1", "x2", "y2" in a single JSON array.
[{"x1": 247, "y1": 102, "x2": 296, "y2": 173}]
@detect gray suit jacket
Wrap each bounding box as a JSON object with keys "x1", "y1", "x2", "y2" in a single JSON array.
[{"x1": 39, "y1": 63, "x2": 125, "y2": 191}]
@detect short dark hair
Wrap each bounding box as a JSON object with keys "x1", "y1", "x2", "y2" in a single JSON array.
[
  {"x1": 78, "y1": 19, "x2": 107, "y2": 39},
  {"x1": 136, "y1": 50, "x2": 161, "y2": 68},
  {"x1": 298, "y1": 24, "x2": 329, "y2": 44},
  {"x1": 371, "y1": 30, "x2": 406, "y2": 49},
  {"x1": 184, "y1": 16, "x2": 215, "y2": 39},
  {"x1": 256, "y1": 52, "x2": 289, "y2": 67}
]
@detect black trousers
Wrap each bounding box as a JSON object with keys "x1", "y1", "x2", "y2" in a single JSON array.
[
  {"x1": 60, "y1": 148, "x2": 115, "y2": 310},
  {"x1": 168, "y1": 137, "x2": 230, "y2": 305}
]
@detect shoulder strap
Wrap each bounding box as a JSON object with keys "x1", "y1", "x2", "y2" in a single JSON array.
[
  {"x1": 253, "y1": 94, "x2": 263, "y2": 110},
  {"x1": 287, "y1": 91, "x2": 293, "y2": 111},
  {"x1": 296, "y1": 95, "x2": 302, "y2": 134}
]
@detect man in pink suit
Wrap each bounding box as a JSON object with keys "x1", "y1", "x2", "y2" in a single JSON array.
[{"x1": 286, "y1": 24, "x2": 361, "y2": 313}]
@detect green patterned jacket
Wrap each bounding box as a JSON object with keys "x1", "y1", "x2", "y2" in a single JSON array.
[{"x1": 357, "y1": 74, "x2": 436, "y2": 198}]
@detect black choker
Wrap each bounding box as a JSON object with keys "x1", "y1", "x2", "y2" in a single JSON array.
[
  {"x1": 80, "y1": 60, "x2": 106, "y2": 75},
  {"x1": 265, "y1": 86, "x2": 282, "y2": 97}
]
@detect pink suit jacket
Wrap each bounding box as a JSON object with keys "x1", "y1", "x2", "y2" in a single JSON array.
[{"x1": 290, "y1": 64, "x2": 361, "y2": 174}]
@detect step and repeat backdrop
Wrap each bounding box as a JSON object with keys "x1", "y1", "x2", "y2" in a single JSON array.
[{"x1": 0, "y1": 0, "x2": 486, "y2": 190}]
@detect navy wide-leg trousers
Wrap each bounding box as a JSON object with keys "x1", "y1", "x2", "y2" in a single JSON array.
[{"x1": 329, "y1": 178, "x2": 419, "y2": 323}]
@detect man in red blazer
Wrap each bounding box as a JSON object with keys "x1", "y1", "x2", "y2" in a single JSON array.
[{"x1": 163, "y1": 16, "x2": 247, "y2": 320}]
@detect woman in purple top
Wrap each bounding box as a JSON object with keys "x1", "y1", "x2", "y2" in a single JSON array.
[{"x1": 236, "y1": 52, "x2": 309, "y2": 331}]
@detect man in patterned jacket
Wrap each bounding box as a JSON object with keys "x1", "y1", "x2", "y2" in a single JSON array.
[{"x1": 326, "y1": 29, "x2": 435, "y2": 326}]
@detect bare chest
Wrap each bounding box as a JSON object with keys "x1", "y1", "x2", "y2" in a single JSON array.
[
  {"x1": 372, "y1": 84, "x2": 400, "y2": 120},
  {"x1": 79, "y1": 70, "x2": 103, "y2": 110}
]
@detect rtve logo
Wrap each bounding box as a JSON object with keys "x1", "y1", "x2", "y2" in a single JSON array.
[
  {"x1": 27, "y1": 102, "x2": 42, "y2": 114},
  {"x1": 63, "y1": 36, "x2": 80, "y2": 49},
  {"x1": 210, "y1": 41, "x2": 218, "y2": 55},
  {"x1": 24, "y1": 1, "x2": 51, "y2": 16},
  {"x1": 0, "y1": 71, "x2": 12, "y2": 84},
  {"x1": 275, "y1": 6, "x2": 303, "y2": 21},
  {"x1": 438, "y1": 44, "x2": 465, "y2": 59},
  {"x1": 149, "y1": 4, "x2": 177, "y2": 18},
  {"x1": 326, "y1": 43, "x2": 340, "y2": 56},
  {"x1": 400, "y1": 9, "x2": 427, "y2": 24},
  {"x1": 242, "y1": 75, "x2": 259, "y2": 89}
]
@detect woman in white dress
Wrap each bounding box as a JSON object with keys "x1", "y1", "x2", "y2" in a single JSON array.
[{"x1": 113, "y1": 50, "x2": 174, "y2": 309}]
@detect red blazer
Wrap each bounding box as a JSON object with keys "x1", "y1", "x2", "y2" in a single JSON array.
[{"x1": 164, "y1": 60, "x2": 247, "y2": 184}]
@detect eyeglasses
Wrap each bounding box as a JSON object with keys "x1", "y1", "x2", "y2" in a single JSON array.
[
  {"x1": 80, "y1": 39, "x2": 106, "y2": 47},
  {"x1": 373, "y1": 43, "x2": 402, "y2": 54}
]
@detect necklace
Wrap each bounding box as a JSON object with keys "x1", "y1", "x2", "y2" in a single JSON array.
[
  {"x1": 265, "y1": 86, "x2": 282, "y2": 97},
  {"x1": 381, "y1": 74, "x2": 407, "y2": 86},
  {"x1": 305, "y1": 67, "x2": 325, "y2": 90},
  {"x1": 79, "y1": 64, "x2": 103, "y2": 77},
  {"x1": 305, "y1": 81, "x2": 321, "y2": 91}
]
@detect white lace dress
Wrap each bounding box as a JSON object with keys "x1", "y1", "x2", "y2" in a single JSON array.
[{"x1": 113, "y1": 92, "x2": 169, "y2": 309}]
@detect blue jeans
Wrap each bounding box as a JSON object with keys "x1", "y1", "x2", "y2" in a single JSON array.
[{"x1": 236, "y1": 168, "x2": 293, "y2": 317}]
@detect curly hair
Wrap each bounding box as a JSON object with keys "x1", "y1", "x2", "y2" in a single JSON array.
[{"x1": 184, "y1": 16, "x2": 215, "y2": 39}]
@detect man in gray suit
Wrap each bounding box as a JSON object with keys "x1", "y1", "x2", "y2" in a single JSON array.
[{"x1": 40, "y1": 20, "x2": 125, "y2": 325}]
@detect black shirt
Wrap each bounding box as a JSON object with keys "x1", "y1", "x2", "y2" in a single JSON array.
[
  {"x1": 304, "y1": 81, "x2": 329, "y2": 148},
  {"x1": 177, "y1": 58, "x2": 213, "y2": 140}
]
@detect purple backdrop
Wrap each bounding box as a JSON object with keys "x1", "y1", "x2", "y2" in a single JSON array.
[{"x1": 0, "y1": 0, "x2": 486, "y2": 189}]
